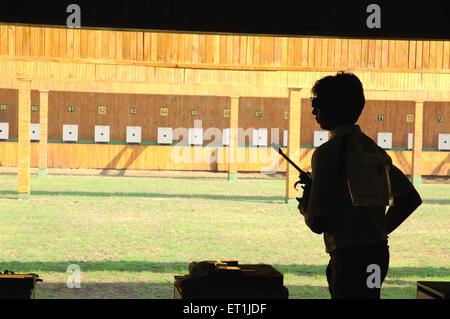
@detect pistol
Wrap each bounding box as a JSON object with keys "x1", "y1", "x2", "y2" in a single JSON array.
[{"x1": 271, "y1": 143, "x2": 312, "y2": 190}]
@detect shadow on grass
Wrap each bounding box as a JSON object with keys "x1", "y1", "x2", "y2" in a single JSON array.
[
  {"x1": 36, "y1": 282, "x2": 174, "y2": 299},
  {"x1": 422, "y1": 199, "x2": 450, "y2": 205},
  {"x1": 0, "y1": 190, "x2": 286, "y2": 203}
]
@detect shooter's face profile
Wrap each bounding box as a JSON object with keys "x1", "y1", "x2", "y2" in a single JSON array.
[{"x1": 311, "y1": 96, "x2": 340, "y2": 131}]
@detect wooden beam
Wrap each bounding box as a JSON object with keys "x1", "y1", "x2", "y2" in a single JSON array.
[
  {"x1": 16, "y1": 78, "x2": 32, "y2": 198},
  {"x1": 412, "y1": 100, "x2": 424, "y2": 185},
  {"x1": 39, "y1": 89, "x2": 49, "y2": 177},
  {"x1": 228, "y1": 96, "x2": 239, "y2": 180},
  {"x1": 285, "y1": 88, "x2": 303, "y2": 203},
  {"x1": 31, "y1": 79, "x2": 292, "y2": 98}
]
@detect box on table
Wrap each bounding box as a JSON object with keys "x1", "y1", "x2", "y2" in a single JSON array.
[
  {"x1": 0, "y1": 273, "x2": 43, "y2": 299},
  {"x1": 174, "y1": 261, "x2": 289, "y2": 299}
]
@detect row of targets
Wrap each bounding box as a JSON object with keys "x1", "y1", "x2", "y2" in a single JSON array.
[{"x1": 0, "y1": 123, "x2": 449, "y2": 150}]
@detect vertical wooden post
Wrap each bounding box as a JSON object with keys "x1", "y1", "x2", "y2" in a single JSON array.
[
  {"x1": 17, "y1": 78, "x2": 32, "y2": 199},
  {"x1": 228, "y1": 96, "x2": 239, "y2": 180},
  {"x1": 412, "y1": 100, "x2": 424, "y2": 185},
  {"x1": 286, "y1": 89, "x2": 302, "y2": 203},
  {"x1": 39, "y1": 90, "x2": 49, "y2": 177}
]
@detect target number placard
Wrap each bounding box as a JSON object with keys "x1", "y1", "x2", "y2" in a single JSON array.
[{"x1": 98, "y1": 106, "x2": 107, "y2": 115}]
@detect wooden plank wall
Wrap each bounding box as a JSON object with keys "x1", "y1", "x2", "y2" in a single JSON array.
[
  {"x1": 45, "y1": 92, "x2": 230, "y2": 143},
  {"x1": 358, "y1": 100, "x2": 416, "y2": 148},
  {"x1": 423, "y1": 102, "x2": 450, "y2": 149},
  {"x1": 0, "y1": 89, "x2": 18, "y2": 137},
  {"x1": 237, "y1": 97, "x2": 288, "y2": 145},
  {"x1": 1, "y1": 91, "x2": 449, "y2": 149},
  {"x1": 0, "y1": 25, "x2": 449, "y2": 72}
]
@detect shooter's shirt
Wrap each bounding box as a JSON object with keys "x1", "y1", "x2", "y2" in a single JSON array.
[{"x1": 305, "y1": 124, "x2": 416, "y2": 253}]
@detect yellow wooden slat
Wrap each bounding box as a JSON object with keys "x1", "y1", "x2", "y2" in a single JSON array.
[
  {"x1": 341, "y1": 39, "x2": 348, "y2": 68},
  {"x1": 149, "y1": 33, "x2": 156, "y2": 62},
  {"x1": 301, "y1": 38, "x2": 308, "y2": 67},
  {"x1": 435, "y1": 41, "x2": 443, "y2": 69},
  {"x1": 327, "y1": 38, "x2": 335, "y2": 68},
  {"x1": 353, "y1": 39, "x2": 362, "y2": 68},
  {"x1": 59, "y1": 28, "x2": 66, "y2": 58},
  {"x1": 178, "y1": 33, "x2": 186, "y2": 64},
  {"x1": 66, "y1": 29, "x2": 74, "y2": 58},
  {"x1": 205, "y1": 34, "x2": 214, "y2": 64},
  {"x1": 314, "y1": 38, "x2": 322, "y2": 66},
  {"x1": 321, "y1": 38, "x2": 328, "y2": 67},
  {"x1": 80, "y1": 29, "x2": 88, "y2": 59},
  {"x1": 293, "y1": 38, "x2": 301, "y2": 67},
  {"x1": 443, "y1": 41, "x2": 450, "y2": 69},
  {"x1": 108, "y1": 31, "x2": 116, "y2": 60},
  {"x1": 22, "y1": 26, "x2": 31, "y2": 57},
  {"x1": 361, "y1": 39, "x2": 369, "y2": 68},
  {"x1": 8, "y1": 26, "x2": 16, "y2": 56},
  {"x1": 192, "y1": 34, "x2": 199, "y2": 64},
  {"x1": 198, "y1": 34, "x2": 206, "y2": 64},
  {"x1": 240, "y1": 36, "x2": 247, "y2": 66},
  {"x1": 219, "y1": 35, "x2": 227, "y2": 64},
  {"x1": 374, "y1": 40, "x2": 382, "y2": 68},
  {"x1": 183, "y1": 33, "x2": 192, "y2": 64},
  {"x1": 422, "y1": 41, "x2": 430, "y2": 69},
  {"x1": 122, "y1": 31, "x2": 130, "y2": 61},
  {"x1": 52, "y1": 28, "x2": 61, "y2": 57},
  {"x1": 253, "y1": 37, "x2": 260, "y2": 65},
  {"x1": 0, "y1": 25, "x2": 8, "y2": 55},
  {"x1": 102, "y1": 30, "x2": 109, "y2": 60},
  {"x1": 416, "y1": 41, "x2": 423, "y2": 69},
  {"x1": 280, "y1": 37, "x2": 288, "y2": 66},
  {"x1": 307, "y1": 38, "x2": 315, "y2": 66},
  {"x1": 87, "y1": 30, "x2": 96, "y2": 59},
  {"x1": 381, "y1": 40, "x2": 389, "y2": 69},
  {"x1": 129, "y1": 31, "x2": 137, "y2": 61},
  {"x1": 287, "y1": 37, "x2": 295, "y2": 66},
  {"x1": 73, "y1": 29, "x2": 80, "y2": 59},
  {"x1": 170, "y1": 33, "x2": 179, "y2": 63},
  {"x1": 29, "y1": 27, "x2": 38, "y2": 57},
  {"x1": 115, "y1": 31, "x2": 123, "y2": 60},
  {"x1": 15, "y1": 26, "x2": 23, "y2": 56},
  {"x1": 429, "y1": 41, "x2": 437, "y2": 69},
  {"x1": 143, "y1": 32, "x2": 151, "y2": 62},
  {"x1": 233, "y1": 35, "x2": 240, "y2": 65},
  {"x1": 93, "y1": 30, "x2": 102, "y2": 60},
  {"x1": 246, "y1": 36, "x2": 255, "y2": 66},
  {"x1": 395, "y1": 40, "x2": 409, "y2": 69},
  {"x1": 408, "y1": 41, "x2": 416, "y2": 69},
  {"x1": 334, "y1": 38, "x2": 342, "y2": 67}
]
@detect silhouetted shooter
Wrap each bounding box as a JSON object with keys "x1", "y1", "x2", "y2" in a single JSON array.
[{"x1": 293, "y1": 71, "x2": 422, "y2": 299}]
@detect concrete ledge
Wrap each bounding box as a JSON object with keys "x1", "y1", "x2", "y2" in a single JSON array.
[
  {"x1": 411, "y1": 176, "x2": 422, "y2": 185},
  {"x1": 38, "y1": 169, "x2": 48, "y2": 177},
  {"x1": 17, "y1": 193, "x2": 30, "y2": 199},
  {"x1": 285, "y1": 198, "x2": 298, "y2": 205}
]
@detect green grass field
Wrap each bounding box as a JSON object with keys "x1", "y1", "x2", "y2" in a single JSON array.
[{"x1": 0, "y1": 170, "x2": 448, "y2": 299}]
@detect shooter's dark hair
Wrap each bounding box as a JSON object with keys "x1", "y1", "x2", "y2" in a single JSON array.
[{"x1": 311, "y1": 71, "x2": 365, "y2": 124}]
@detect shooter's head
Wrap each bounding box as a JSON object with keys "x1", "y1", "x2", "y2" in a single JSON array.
[{"x1": 311, "y1": 71, "x2": 365, "y2": 131}]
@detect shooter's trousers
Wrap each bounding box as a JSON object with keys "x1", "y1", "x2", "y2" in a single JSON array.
[{"x1": 326, "y1": 240, "x2": 389, "y2": 299}]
